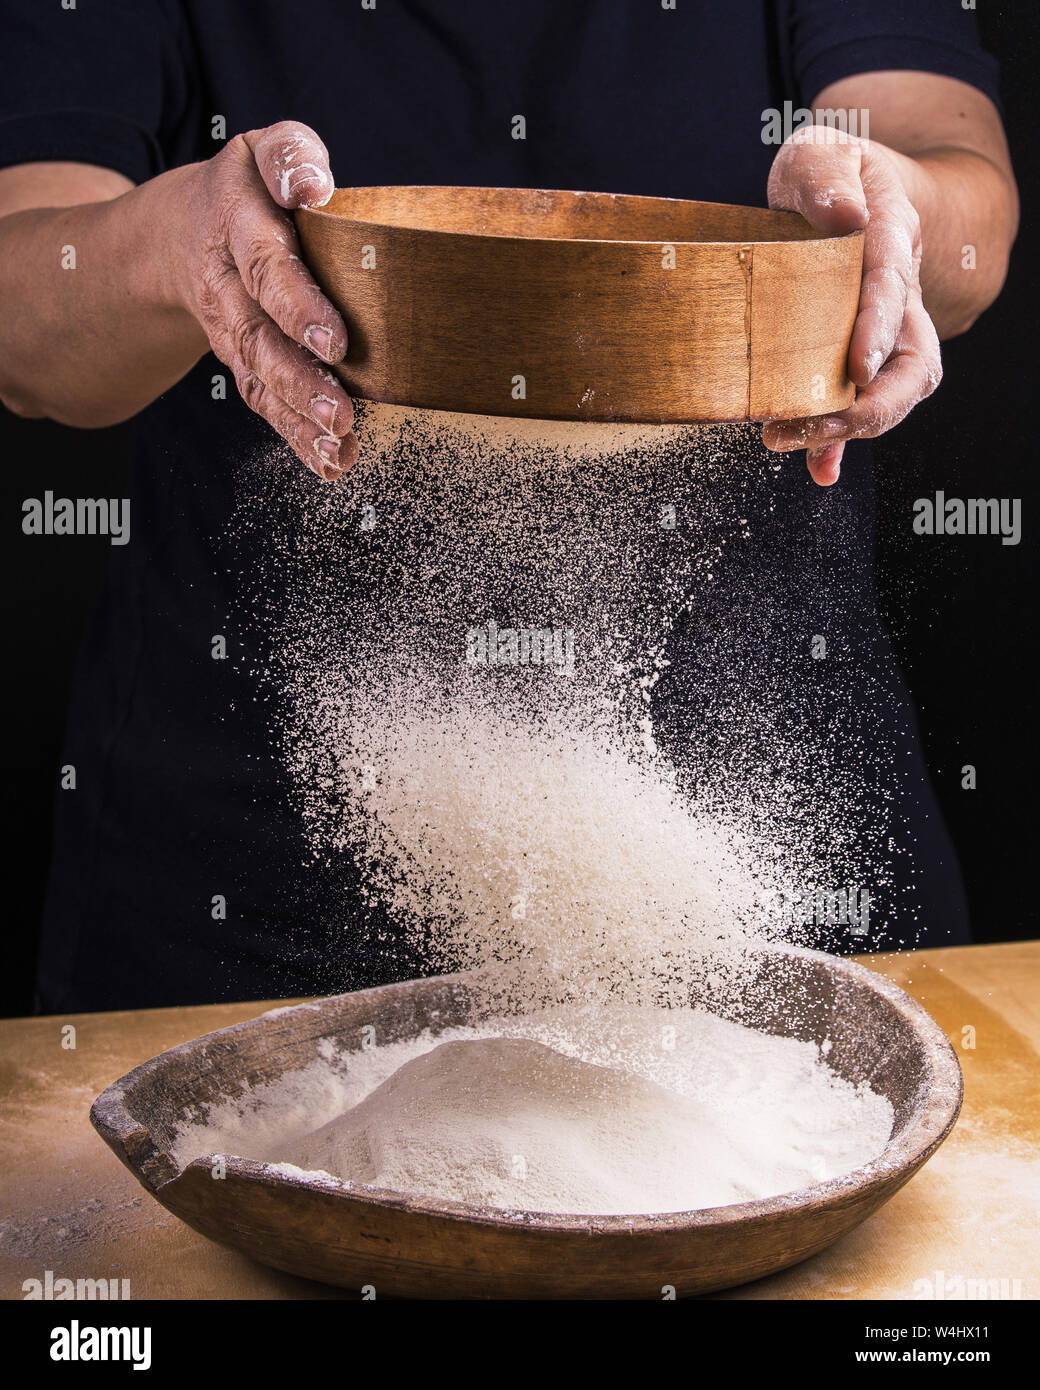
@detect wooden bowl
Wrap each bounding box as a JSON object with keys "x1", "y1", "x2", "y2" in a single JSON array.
[
  {"x1": 90, "y1": 947, "x2": 960, "y2": 1300},
  {"x1": 294, "y1": 186, "x2": 863, "y2": 424}
]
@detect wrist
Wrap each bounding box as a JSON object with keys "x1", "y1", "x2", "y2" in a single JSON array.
[
  {"x1": 124, "y1": 164, "x2": 206, "y2": 327},
  {"x1": 873, "y1": 141, "x2": 939, "y2": 223}
]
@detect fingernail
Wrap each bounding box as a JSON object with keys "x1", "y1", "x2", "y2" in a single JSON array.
[
  {"x1": 818, "y1": 193, "x2": 869, "y2": 228},
  {"x1": 310, "y1": 394, "x2": 338, "y2": 431},
  {"x1": 816, "y1": 416, "x2": 848, "y2": 439},
  {"x1": 864, "y1": 349, "x2": 883, "y2": 382},
  {"x1": 284, "y1": 164, "x2": 331, "y2": 205},
  {"x1": 305, "y1": 324, "x2": 336, "y2": 362},
  {"x1": 314, "y1": 435, "x2": 340, "y2": 474},
  {"x1": 771, "y1": 424, "x2": 808, "y2": 450}
]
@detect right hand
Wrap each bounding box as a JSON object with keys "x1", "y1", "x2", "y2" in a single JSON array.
[{"x1": 172, "y1": 121, "x2": 357, "y2": 481}]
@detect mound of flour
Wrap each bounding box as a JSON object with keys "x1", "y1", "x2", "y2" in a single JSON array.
[
  {"x1": 285, "y1": 1037, "x2": 795, "y2": 1214},
  {"x1": 170, "y1": 1004, "x2": 893, "y2": 1216}
]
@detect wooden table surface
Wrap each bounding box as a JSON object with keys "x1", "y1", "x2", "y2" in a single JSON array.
[{"x1": 1, "y1": 943, "x2": 1036, "y2": 1301}]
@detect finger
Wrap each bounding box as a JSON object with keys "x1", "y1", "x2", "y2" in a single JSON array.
[
  {"x1": 806, "y1": 442, "x2": 845, "y2": 487},
  {"x1": 762, "y1": 412, "x2": 848, "y2": 452},
  {"x1": 243, "y1": 121, "x2": 335, "y2": 210},
  {"x1": 224, "y1": 188, "x2": 349, "y2": 366},
  {"x1": 203, "y1": 263, "x2": 354, "y2": 437},
  {"x1": 847, "y1": 154, "x2": 920, "y2": 387},
  {"x1": 767, "y1": 127, "x2": 870, "y2": 237},
  {"x1": 768, "y1": 131, "x2": 919, "y2": 389},
  {"x1": 764, "y1": 294, "x2": 941, "y2": 450},
  {"x1": 824, "y1": 298, "x2": 941, "y2": 440},
  {"x1": 761, "y1": 421, "x2": 846, "y2": 484},
  {"x1": 232, "y1": 359, "x2": 359, "y2": 481}
]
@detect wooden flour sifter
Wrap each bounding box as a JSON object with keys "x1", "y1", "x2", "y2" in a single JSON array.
[{"x1": 294, "y1": 184, "x2": 863, "y2": 424}]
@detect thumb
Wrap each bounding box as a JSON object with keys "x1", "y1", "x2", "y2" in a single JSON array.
[
  {"x1": 243, "y1": 121, "x2": 335, "y2": 210},
  {"x1": 767, "y1": 128, "x2": 869, "y2": 237}
]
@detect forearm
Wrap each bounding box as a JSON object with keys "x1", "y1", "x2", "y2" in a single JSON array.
[
  {"x1": 888, "y1": 144, "x2": 1019, "y2": 339},
  {"x1": 0, "y1": 166, "x2": 207, "y2": 427},
  {"x1": 810, "y1": 73, "x2": 1018, "y2": 344}
]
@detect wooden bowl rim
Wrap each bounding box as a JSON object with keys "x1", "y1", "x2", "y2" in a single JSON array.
[
  {"x1": 91, "y1": 945, "x2": 961, "y2": 1237},
  {"x1": 301, "y1": 185, "x2": 866, "y2": 251}
]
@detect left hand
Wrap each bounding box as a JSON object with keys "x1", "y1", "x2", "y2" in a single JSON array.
[{"x1": 763, "y1": 125, "x2": 942, "y2": 486}]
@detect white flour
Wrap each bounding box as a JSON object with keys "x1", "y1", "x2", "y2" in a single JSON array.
[
  {"x1": 266, "y1": 405, "x2": 841, "y2": 1010},
  {"x1": 172, "y1": 1004, "x2": 893, "y2": 1216},
  {"x1": 217, "y1": 403, "x2": 901, "y2": 1216},
  {"x1": 332, "y1": 691, "x2": 771, "y2": 1008}
]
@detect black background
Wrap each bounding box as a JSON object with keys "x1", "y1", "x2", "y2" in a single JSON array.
[{"x1": 0, "y1": 4, "x2": 1035, "y2": 1017}]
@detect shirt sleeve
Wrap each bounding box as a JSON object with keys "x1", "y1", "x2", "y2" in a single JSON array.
[
  {"x1": 0, "y1": 0, "x2": 194, "y2": 184},
  {"x1": 786, "y1": 0, "x2": 1001, "y2": 109}
]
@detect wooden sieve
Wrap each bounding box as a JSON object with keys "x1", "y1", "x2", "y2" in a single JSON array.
[{"x1": 295, "y1": 185, "x2": 863, "y2": 424}]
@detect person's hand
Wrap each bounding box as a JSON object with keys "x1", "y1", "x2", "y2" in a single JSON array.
[
  {"x1": 763, "y1": 125, "x2": 942, "y2": 486},
  {"x1": 170, "y1": 121, "x2": 356, "y2": 481}
]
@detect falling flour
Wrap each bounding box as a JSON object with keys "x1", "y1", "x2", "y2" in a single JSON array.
[
  {"x1": 213, "y1": 402, "x2": 905, "y2": 1215},
  {"x1": 246, "y1": 403, "x2": 888, "y2": 1004},
  {"x1": 172, "y1": 1003, "x2": 893, "y2": 1215},
  {"x1": 330, "y1": 689, "x2": 773, "y2": 1007}
]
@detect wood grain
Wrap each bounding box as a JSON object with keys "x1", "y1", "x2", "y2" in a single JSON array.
[
  {"x1": 294, "y1": 186, "x2": 863, "y2": 424},
  {"x1": 89, "y1": 947, "x2": 961, "y2": 1300}
]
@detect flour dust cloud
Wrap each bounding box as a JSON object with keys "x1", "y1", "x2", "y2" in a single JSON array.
[{"x1": 197, "y1": 403, "x2": 908, "y2": 1215}]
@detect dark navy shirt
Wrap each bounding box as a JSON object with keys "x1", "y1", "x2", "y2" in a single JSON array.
[{"x1": 0, "y1": 1, "x2": 1000, "y2": 1009}]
